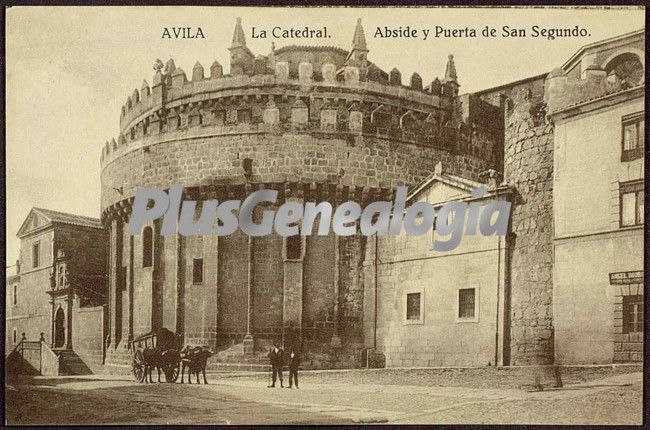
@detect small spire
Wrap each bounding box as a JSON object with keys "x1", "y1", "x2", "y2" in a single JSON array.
[
  {"x1": 231, "y1": 17, "x2": 246, "y2": 48},
  {"x1": 352, "y1": 18, "x2": 367, "y2": 51},
  {"x1": 444, "y1": 54, "x2": 457, "y2": 82}
]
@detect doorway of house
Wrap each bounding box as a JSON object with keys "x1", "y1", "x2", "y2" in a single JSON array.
[{"x1": 54, "y1": 307, "x2": 65, "y2": 348}]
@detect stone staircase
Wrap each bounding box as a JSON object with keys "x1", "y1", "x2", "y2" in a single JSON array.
[
  {"x1": 204, "y1": 340, "x2": 365, "y2": 371},
  {"x1": 207, "y1": 341, "x2": 270, "y2": 372},
  {"x1": 103, "y1": 343, "x2": 134, "y2": 375},
  {"x1": 55, "y1": 350, "x2": 93, "y2": 375}
]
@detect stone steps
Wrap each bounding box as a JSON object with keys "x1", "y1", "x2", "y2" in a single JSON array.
[
  {"x1": 56, "y1": 350, "x2": 93, "y2": 375},
  {"x1": 105, "y1": 345, "x2": 134, "y2": 367}
]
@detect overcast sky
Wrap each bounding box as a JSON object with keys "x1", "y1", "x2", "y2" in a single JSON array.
[{"x1": 5, "y1": 6, "x2": 645, "y2": 265}]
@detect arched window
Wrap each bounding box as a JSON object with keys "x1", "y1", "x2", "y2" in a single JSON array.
[
  {"x1": 605, "y1": 53, "x2": 644, "y2": 88},
  {"x1": 142, "y1": 226, "x2": 153, "y2": 268}
]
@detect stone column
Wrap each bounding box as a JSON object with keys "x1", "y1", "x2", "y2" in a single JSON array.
[
  {"x1": 211, "y1": 235, "x2": 219, "y2": 349},
  {"x1": 331, "y1": 235, "x2": 342, "y2": 347},
  {"x1": 66, "y1": 293, "x2": 73, "y2": 349},
  {"x1": 175, "y1": 232, "x2": 185, "y2": 339},
  {"x1": 151, "y1": 219, "x2": 163, "y2": 331},
  {"x1": 243, "y1": 234, "x2": 254, "y2": 355},
  {"x1": 122, "y1": 227, "x2": 132, "y2": 345},
  {"x1": 49, "y1": 298, "x2": 55, "y2": 348},
  {"x1": 108, "y1": 218, "x2": 119, "y2": 347},
  {"x1": 282, "y1": 196, "x2": 304, "y2": 350},
  {"x1": 114, "y1": 219, "x2": 123, "y2": 345},
  {"x1": 128, "y1": 235, "x2": 134, "y2": 343}
]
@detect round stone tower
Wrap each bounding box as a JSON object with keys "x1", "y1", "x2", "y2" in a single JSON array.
[{"x1": 100, "y1": 18, "x2": 502, "y2": 367}]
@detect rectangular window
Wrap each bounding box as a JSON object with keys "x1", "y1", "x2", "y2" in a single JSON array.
[
  {"x1": 286, "y1": 235, "x2": 302, "y2": 260},
  {"x1": 13, "y1": 285, "x2": 17, "y2": 305},
  {"x1": 32, "y1": 242, "x2": 40, "y2": 268},
  {"x1": 620, "y1": 181, "x2": 644, "y2": 227},
  {"x1": 458, "y1": 288, "x2": 476, "y2": 319},
  {"x1": 142, "y1": 226, "x2": 153, "y2": 268},
  {"x1": 621, "y1": 113, "x2": 644, "y2": 162},
  {"x1": 193, "y1": 258, "x2": 203, "y2": 284},
  {"x1": 623, "y1": 295, "x2": 643, "y2": 333},
  {"x1": 406, "y1": 293, "x2": 421, "y2": 320}
]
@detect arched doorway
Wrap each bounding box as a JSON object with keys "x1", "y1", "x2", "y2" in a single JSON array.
[{"x1": 54, "y1": 307, "x2": 65, "y2": 348}]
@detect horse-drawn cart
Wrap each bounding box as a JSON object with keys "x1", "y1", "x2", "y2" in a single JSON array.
[{"x1": 129, "y1": 328, "x2": 182, "y2": 383}]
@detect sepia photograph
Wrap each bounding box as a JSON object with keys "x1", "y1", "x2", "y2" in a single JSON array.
[{"x1": 4, "y1": 5, "x2": 646, "y2": 425}]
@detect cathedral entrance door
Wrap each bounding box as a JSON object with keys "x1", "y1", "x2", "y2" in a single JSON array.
[{"x1": 54, "y1": 307, "x2": 65, "y2": 348}]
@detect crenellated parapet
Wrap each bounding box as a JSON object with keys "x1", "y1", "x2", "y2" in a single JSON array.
[
  {"x1": 114, "y1": 59, "x2": 460, "y2": 139},
  {"x1": 107, "y1": 18, "x2": 464, "y2": 166},
  {"x1": 103, "y1": 65, "x2": 462, "y2": 167}
]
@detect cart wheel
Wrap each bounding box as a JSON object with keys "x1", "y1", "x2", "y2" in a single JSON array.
[
  {"x1": 164, "y1": 363, "x2": 179, "y2": 383},
  {"x1": 132, "y1": 350, "x2": 146, "y2": 383}
]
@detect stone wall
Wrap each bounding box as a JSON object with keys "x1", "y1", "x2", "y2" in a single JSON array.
[
  {"x1": 72, "y1": 302, "x2": 105, "y2": 367},
  {"x1": 101, "y1": 132, "x2": 496, "y2": 212},
  {"x1": 9, "y1": 230, "x2": 56, "y2": 349},
  {"x1": 502, "y1": 78, "x2": 555, "y2": 365}
]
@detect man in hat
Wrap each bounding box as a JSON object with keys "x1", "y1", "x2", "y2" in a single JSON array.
[
  {"x1": 267, "y1": 341, "x2": 284, "y2": 388},
  {"x1": 286, "y1": 347, "x2": 300, "y2": 389}
]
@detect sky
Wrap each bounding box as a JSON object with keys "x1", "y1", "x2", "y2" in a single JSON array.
[{"x1": 5, "y1": 5, "x2": 645, "y2": 265}]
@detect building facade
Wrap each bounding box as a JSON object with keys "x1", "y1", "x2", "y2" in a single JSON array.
[
  {"x1": 365, "y1": 29, "x2": 644, "y2": 367},
  {"x1": 547, "y1": 30, "x2": 645, "y2": 364},
  {"x1": 6, "y1": 208, "x2": 108, "y2": 371}
]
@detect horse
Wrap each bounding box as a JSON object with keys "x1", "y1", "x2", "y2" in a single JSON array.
[
  {"x1": 180, "y1": 346, "x2": 213, "y2": 384},
  {"x1": 135, "y1": 328, "x2": 182, "y2": 383},
  {"x1": 142, "y1": 347, "x2": 180, "y2": 383}
]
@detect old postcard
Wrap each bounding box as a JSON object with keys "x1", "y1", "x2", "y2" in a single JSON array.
[{"x1": 4, "y1": 5, "x2": 645, "y2": 425}]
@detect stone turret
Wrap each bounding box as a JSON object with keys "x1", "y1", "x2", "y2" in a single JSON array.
[
  {"x1": 229, "y1": 17, "x2": 254, "y2": 76},
  {"x1": 443, "y1": 54, "x2": 459, "y2": 96}
]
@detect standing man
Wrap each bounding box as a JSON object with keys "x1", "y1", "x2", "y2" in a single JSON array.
[
  {"x1": 287, "y1": 347, "x2": 300, "y2": 389},
  {"x1": 267, "y1": 341, "x2": 284, "y2": 388}
]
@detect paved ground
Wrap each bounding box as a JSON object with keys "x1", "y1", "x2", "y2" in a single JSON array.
[{"x1": 5, "y1": 369, "x2": 643, "y2": 425}]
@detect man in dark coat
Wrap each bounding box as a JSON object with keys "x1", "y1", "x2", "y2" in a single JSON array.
[
  {"x1": 286, "y1": 347, "x2": 299, "y2": 389},
  {"x1": 267, "y1": 342, "x2": 284, "y2": 388}
]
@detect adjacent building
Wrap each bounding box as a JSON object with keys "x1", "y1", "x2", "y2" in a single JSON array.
[
  {"x1": 547, "y1": 30, "x2": 645, "y2": 364},
  {"x1": 5, "y1": 208, "x2": 108, "y2": 372}
]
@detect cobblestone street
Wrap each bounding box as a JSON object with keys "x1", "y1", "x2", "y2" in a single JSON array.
[{"x1": 5, "y1": 369, "x2": 643, "y2": 425}]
